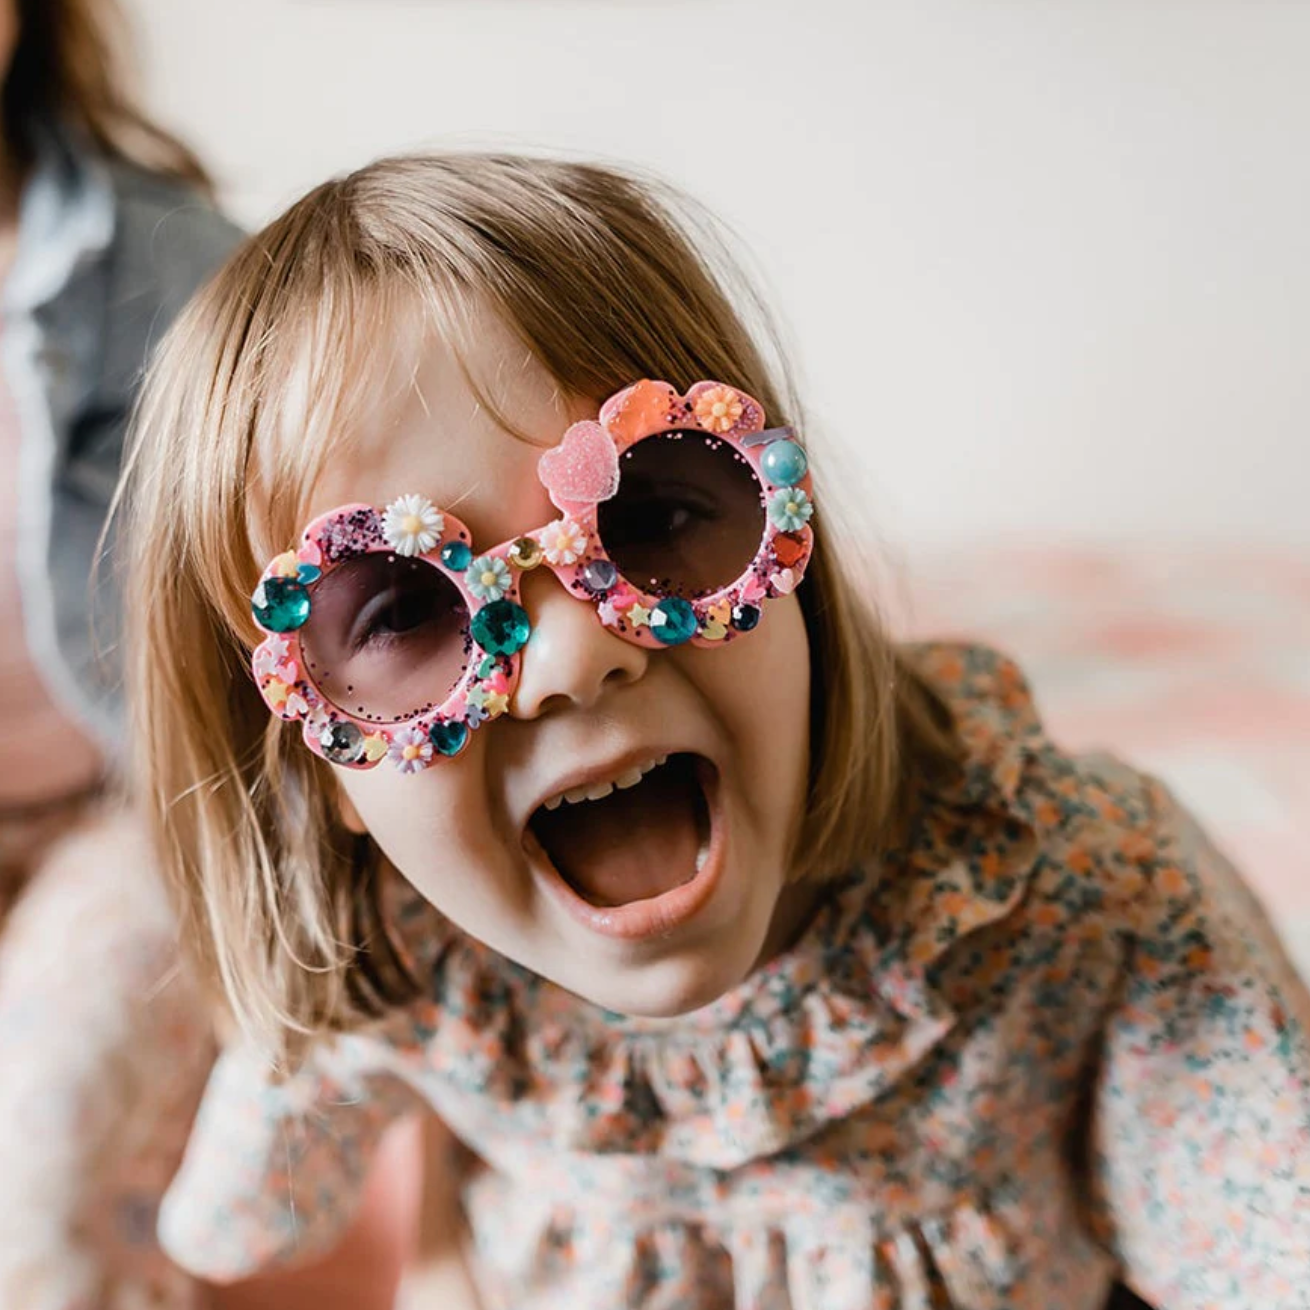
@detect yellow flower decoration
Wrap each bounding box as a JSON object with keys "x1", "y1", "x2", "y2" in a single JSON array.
[
  {"x1": 694, "y1": 386, "x2": 744, "y2": 434},
  {"x1": 270, "y1": 551, "x2": 300, "y2": 579}
]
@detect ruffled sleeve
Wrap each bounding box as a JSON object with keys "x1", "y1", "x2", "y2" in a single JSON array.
[
  {"x1": 157, "y1": 1029, "x2": 424, "y2": 1281},
  {"x1": 1087, "y1": 770, "x2": 1310, "y2": 1307}
]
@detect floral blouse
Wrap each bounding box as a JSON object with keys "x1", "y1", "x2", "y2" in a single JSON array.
[{"x1": 160, "y1": 645, "x2": 1310, "y2": 1308}]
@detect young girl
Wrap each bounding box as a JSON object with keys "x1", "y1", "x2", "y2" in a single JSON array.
[{"x1": 123, "y1": 153, "x2": 1310, "y2": 1309}]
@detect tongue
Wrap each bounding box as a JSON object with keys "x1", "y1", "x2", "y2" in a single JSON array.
[{"x1": 531, "y1": 756, "x2": 707, "y2": 908}]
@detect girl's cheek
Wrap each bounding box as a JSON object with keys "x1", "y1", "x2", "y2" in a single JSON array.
[
  {"x1": 338, "y1": 766, "x2": 464, "y2": 853},
  {"x1": 333, "y1": 777, "x2": 370, "y2": 836},
  {"x1": 701, "y1": 599, "x2": 810, "y2": 737}
]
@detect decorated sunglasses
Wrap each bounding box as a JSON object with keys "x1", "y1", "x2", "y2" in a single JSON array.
[{"x1": 250, "y1": 378, "x2": 815, "y2": 771}]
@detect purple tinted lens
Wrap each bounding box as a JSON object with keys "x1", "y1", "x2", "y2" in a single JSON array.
[
  {"x1": 597, "y1": 431, "x2": 765, "y2": 600},
  {"x1": 299, "y1": 553, "x2": 470, "y2": 723}
]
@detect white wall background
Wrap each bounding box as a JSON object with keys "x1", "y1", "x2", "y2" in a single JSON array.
[{"x1": 124, "y1": 0, "x2": 1310, "y2": 549}]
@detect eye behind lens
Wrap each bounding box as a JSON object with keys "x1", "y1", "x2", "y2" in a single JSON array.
[
  {"x1": 597, "y1": 430, "x2": 766, "y2": 600},
  {"x1": 299, "y1": 552, "x2": 471, "y2": 723}
]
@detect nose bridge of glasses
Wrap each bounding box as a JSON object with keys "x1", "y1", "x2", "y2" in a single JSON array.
[
  {"x1": 474, "y1": 513, "x2": 609, "y2": 607},
  {"x1": 508, "y1": 554, "x2": 648, "y2": 715},
  {"x1": 512, "y1": 548, "x2": 606, "y2": 629}
]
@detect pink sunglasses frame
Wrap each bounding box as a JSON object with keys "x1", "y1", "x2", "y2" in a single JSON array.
[{"x1": 249, "y1": 379, "x2": 816, "y2": 771}]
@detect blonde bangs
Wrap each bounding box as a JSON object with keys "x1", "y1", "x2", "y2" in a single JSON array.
[{"x1": 123, "y1": 153, "x2": 959, "y2": 1059}]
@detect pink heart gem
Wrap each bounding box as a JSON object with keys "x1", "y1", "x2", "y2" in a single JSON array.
[
  {"x1": 770, "y1": 568, "x2": 798, "y2": 595},
  {"x1": 538, "y1": 421, "x2": 620, "y2": 508}
]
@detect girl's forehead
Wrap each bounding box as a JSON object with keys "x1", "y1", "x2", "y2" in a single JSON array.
[{"x1": 306, "y1": 320, "x2": 592, "y2": 543}]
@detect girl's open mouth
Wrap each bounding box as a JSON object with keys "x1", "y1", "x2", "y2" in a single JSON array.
[{"x1": 524, "y1": 753, "x2": 724, "y2": 939}]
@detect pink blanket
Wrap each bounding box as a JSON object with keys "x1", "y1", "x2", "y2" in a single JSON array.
[{"x1": 899, "y1": 543, "x2": 1310, "y2": 973}]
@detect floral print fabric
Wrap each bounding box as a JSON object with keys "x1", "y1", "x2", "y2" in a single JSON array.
[{"x1": 160, "y1": 645, "x2": 1310, "y2": 1308}]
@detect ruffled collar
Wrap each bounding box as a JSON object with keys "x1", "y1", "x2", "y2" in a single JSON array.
[{"x1": 390, "y1": 643, "x2": 1046, "y2": 1169}]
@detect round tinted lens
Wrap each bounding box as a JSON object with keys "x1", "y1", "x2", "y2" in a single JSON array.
[
  {"x1": 597, "y1": 431, "x2": 765, "y2": 600},
  {"x1": 299, "y1": 553, "x2": 470, "y2": 723}
]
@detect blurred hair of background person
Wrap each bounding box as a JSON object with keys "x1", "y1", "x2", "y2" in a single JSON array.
[{"x1": 0, "y1": 0, "x2": 240, "y2": 1305}]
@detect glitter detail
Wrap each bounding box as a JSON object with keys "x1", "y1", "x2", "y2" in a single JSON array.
[{"x1": 317, "y1": 508, "x2": 385, "y2": 564}]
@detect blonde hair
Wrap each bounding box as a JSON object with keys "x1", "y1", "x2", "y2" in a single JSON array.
[{"x1": 122, "y1": 153, "x2": 960, "y2": 1060}]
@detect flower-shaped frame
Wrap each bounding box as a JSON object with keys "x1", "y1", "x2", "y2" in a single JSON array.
[{"x1": 249, "y1": 379, "x2": 816, "y2": 770}]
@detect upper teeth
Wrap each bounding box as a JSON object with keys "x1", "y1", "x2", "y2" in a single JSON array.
[{"x1": 541, "y1": 756, "x2": 668, "y2": 812}]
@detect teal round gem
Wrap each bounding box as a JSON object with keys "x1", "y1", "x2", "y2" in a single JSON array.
[
  {"x1": 428, "y1": 720, "x2": 469, "y2": 757},
  {"x1": 649, "y1": 597, "x2": 697, "y2": 645},
  {"x1": 760, "y1": 439, "x2": 808, "y2": 488},
  {"x1": 252, "y1": 577, "x2": 310, "y2": 633},
  {"x1": 440, "y1": 541, "x2": 473, "y2": 572},
  {"x1": 471, "y1": 599, "x2": 531, "y2": 655}
]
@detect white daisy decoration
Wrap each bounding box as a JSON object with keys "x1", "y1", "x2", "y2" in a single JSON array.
[
  {"x1": 388, "y1": 724, "x2": 434, "y2": 774},
  {"x1": 382, "y1": 494, "x2": 444, "y2": 557},
  {"x1": 542, "y1": 518, "x2": 588, "y2": 567}
]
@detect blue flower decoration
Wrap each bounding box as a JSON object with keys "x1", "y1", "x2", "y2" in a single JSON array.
[
  {"x1": 465, "y1": 555, "x2": 512, "y2": 602},
  {"x1": 767, "y1": 487, "x2": 814, "y2": 533}
]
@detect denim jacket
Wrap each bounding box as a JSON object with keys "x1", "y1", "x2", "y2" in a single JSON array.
[{"x1": 2, "y1": 128, "x2": 241, "y2": 754}]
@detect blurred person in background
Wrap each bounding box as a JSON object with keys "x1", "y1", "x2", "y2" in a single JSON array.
[{"x1": 0, "y1": 0, "x2": 238, "y2": 1305}]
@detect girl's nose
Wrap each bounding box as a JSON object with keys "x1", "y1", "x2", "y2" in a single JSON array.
[{"x1": 510, "y1": 569, "x2": 648, "y2": 719}]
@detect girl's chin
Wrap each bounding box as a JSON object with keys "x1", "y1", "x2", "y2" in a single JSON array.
[
  {"x1": 546, "y1": 877, "x2": 775, "y2": 1023},
  {"x1": 563, "y1": 947, "x2": 756, "y2": 1023}
]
